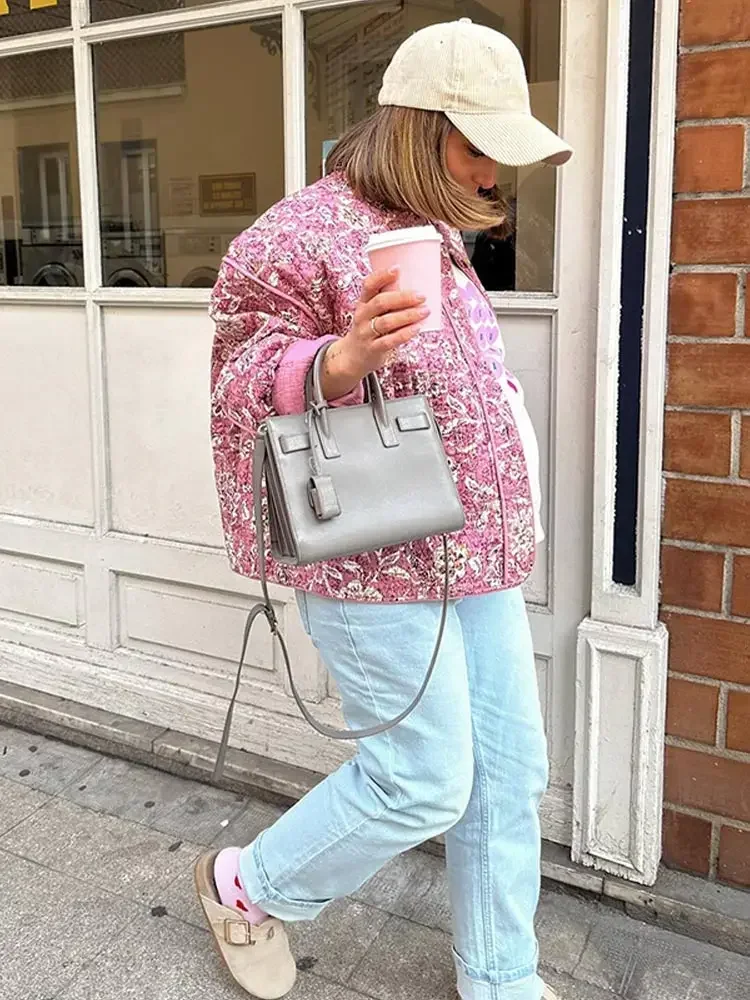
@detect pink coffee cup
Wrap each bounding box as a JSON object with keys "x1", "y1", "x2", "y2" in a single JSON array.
[{"x1": 365, "y1": 225, "x2": 443, "y2": 332}]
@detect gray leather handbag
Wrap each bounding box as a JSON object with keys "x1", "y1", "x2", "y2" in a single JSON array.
[{"x1": 213, "y1": 342, "x2": 465, "y2": 779}]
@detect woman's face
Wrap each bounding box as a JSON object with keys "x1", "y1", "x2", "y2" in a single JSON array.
[{"x1": 444, "y1": 129, "x2": 498, "y2": 194}]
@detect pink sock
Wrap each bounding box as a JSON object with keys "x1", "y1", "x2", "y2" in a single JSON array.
[{"x1": 213, "y1": 847, "x2": 269, "y2": 925}]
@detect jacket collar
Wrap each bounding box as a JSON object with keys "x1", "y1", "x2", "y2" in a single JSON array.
[{"x1": 325, "y1": 172, "x2": 473, "y2": 273}]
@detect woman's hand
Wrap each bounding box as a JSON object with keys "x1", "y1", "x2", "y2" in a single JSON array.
[{"x1": 320, "y1": 268, "x2": 430, "y2": 400}]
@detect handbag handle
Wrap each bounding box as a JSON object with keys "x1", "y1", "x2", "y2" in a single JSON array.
[
  {"x1": 306, "y1": 345, "x2": 398, "y2": 451},
  {"x1": 307, "y1": 343, "x2": 386, "y2": 416},
  {"x1": 211, "y1": 379, "x2": 452, "y2": 780}
]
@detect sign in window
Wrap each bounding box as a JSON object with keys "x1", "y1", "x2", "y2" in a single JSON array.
[{"x1": 199, "y1": 175, "x2": 257, "y2": 217}]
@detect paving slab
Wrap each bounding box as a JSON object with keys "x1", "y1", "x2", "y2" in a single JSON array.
[
  {"x1": 158, "y1": 863, "x2": 207, "y2": 929},
  {"x1": 349, "y1": 915, "x2": 457, "y2": 1000},
  {"x1": 62, "y1": 755, "x2": 248, "y2": 844},
  {"x1": 625, "y1": 924, "x2": 750, "y2": 1000},
  {"x1": 211, "y1": 795, "x2": 286, "y2": 848},
  {"x1": 287, "y1": 897, "x2": 390, "y2": 984},
  {"x1": 55, "y1": 910, "x2": 374, "y2": 1000},
  {"x1": 55, "y1": 911, "x2": 261, "y2": 1000},
  {"x1": 0, "y1": 795, "x2": 202, "y2": 903},
  {"x1": 575, "y1": 905, "x2": 750, "y2": 999},
  {"x1": 353, "y1": 848, "x2": 443, "y2": 914},
  {"x1": 388, "y1": 853, "x2": 453, "y2": 933},
  {"x1": 0, "y1": 775, "x2": 51, "y2": 836},
  {"x1": 0, "y1": 848, "x2": 141, "y2": 1000},
  {"x1": 540, "y1": 966, "x2": 621, "y2": 1000},
  {"x1": 286, "y1": 975, "x2": 378, "y2": 1000},
  {"x1": 535, "y1": 891, "x2": 597, "y2": 976},
  {"x1": 0, "y1": 726, "x2": 99, "y2": 794}
]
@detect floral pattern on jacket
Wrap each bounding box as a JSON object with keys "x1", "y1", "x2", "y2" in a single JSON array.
[{"x1": 210, "y1": 173, "x2": 535, "y2": 603}]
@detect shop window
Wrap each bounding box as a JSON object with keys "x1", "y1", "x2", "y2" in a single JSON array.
[
  {"x1": 92, "y1": 18, "x2": 283, "y2": 288},
  {"x1": 0, "y1": 0, "x2": 70, "y2": 39},
  {"x1": 0, "y1": 50, "x2": 82, "y2": 286},
  {"x1": 305, "y1": 0, "x2": 561, "y2": 292}
]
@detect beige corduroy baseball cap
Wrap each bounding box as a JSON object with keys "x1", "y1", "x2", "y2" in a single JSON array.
[{"x1": 378, "y1": 18, "x2": 572, "y2": 168}]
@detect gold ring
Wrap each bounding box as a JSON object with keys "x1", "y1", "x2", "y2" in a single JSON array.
[{"x1": 370, "y1": 316, "x2": 380, "y2": 336}]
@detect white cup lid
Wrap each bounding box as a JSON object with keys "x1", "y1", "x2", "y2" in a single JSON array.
[{"x1": 366, "y1": 225, "x2": 443, "y2": 253}]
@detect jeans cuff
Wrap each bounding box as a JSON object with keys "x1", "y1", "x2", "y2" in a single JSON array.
[
  {"x1": 454, "y1": 948, "x2": 543, "y2": 1000},
  {"x1": 238, "y1": 834, "x2": 331, "y2": 922}
]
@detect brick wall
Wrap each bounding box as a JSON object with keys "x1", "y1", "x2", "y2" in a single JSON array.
[{"x1": 661, "y1": 0, "x2": 750, "y2": 888}]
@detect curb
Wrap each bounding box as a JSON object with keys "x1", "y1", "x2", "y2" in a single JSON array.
[{"x1": 1, "y1": 678, "x2": 748, "y2": 956}]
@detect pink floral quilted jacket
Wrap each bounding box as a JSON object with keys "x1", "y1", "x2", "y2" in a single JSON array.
[{"x1": 210, "y1": 173, "x2": 535, "y2": 603}]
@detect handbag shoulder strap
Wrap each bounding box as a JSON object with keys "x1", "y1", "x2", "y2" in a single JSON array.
[{"x1": 212, "y1": 431, "x2": 451, "y2": 782}]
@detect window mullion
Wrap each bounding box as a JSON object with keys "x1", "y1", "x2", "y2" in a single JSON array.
[
  {"x1": 283, "y1": 2, "x2": 306, "y2": 195},
  {"x1": 71, "y1": 0, "x2": 89, "y2": 31},
  {"x1": 72, "y1": 32, "x2": 102, "y2": 288}
]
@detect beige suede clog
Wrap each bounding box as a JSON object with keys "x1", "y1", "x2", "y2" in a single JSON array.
[{"x1": 193, "y1": 851, "x2": 296, "y2": 999}]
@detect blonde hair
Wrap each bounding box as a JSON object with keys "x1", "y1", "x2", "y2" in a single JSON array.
[{"x1": 325, "y1": 106, "x2": 509, "y2": 232}]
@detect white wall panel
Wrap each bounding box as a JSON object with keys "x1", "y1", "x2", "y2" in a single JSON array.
[
  {"x1": 116, "y1": 573, "x2": 278, "y2": 676},
  {"x1": 0, "y1": 306, "x2": 94, "y2": 525},
  {"x1": 0, "y1": 551, "x2": 84, "y2": 631},
  {"x1": 575, "y1": 620, "x2": 669, "y2": 882},
  {"x1": 501, "y1": 312, "x2": 552, "y2": 607},
  {"x1": 104, "y1": 306, "x2": 224, "y2": 546}
]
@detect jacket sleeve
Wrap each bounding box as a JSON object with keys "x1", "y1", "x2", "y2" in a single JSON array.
[
  {"x1": 210, "y1": 251, "x2": 364, "y2": 428},
  {"x1": 273, "y1": 336, "x2": 365, "y2": 415},
  {"x1": 209, "y1": 255, "x2": 318, "y2": 430}
]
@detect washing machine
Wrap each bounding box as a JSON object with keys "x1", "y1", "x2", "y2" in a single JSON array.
[
  {"x1": 180, "y1": 266, "x2": 219, "y2": 288},
  {"x1": 105, "y1": 264, "x2": 159, "y2": 287},
  {"x1": 20, "y1": 229, "x2": 84, "y2": 286},
  {"x1": 102, "y1": 225, "x2": 166, "y2": 287}
]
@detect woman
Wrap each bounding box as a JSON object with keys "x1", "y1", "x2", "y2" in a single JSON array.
[{"x1": 199, "y1": 18, "x2": 572, "y2": 1000}]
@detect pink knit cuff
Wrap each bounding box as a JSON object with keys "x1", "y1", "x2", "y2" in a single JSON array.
[{"x1": 272, "y1": 336, "x2": 364, "y2": 415}]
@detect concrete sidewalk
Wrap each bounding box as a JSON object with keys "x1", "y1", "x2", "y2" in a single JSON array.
[{"x1": 1, "y1": 723, "x2": 748, "y2": 1000}]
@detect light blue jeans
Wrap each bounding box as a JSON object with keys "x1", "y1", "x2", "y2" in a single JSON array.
[{"x1": 239, "y1": 588, "x2": 549, "y2": 1000}]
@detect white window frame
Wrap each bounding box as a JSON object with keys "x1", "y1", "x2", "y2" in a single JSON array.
[{"x1": 0, "y1": 0, "x2": 564, "y2": 311}]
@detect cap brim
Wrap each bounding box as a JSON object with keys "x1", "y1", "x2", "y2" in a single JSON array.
[{"x1": 446, "y1": 110, "x2": 573, "y2": 167}]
